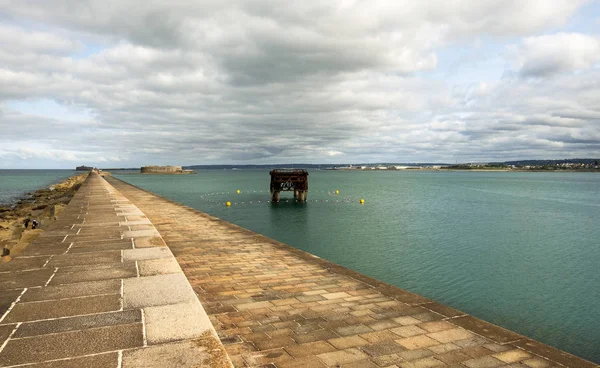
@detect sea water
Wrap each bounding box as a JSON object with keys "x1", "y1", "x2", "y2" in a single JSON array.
[{"x1": 0, "y1": 170, "x2": 77, "y2": 205}]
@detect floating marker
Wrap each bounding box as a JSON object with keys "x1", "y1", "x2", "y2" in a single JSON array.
[
  {"x1": 226, "y1": 201, "x2": 231, "y2": 207},
  {"x1": 237, "y1": 190, "x2": 241, "y2": 194},
  {"x1": 360, "y1": 199, "x2": 365, "y2": 204},
  {"x1": 335, "y1": 190, "x2": 339, "y2": 194}
]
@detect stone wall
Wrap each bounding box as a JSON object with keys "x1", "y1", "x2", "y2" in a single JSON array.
[{"x1": 141, "y1": 166, "x2": 183, "y2": 174}]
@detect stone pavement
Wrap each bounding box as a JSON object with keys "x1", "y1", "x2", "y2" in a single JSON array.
[
  {"x1": 0, "y1": 173, "x2": 232, "y2": 367},
  {"x1": 105, "y1": 176, "x2": 598, "y2": 368}
]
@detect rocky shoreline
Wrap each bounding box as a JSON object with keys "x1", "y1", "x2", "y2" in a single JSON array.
[{"x1": 0, "y1": 173, "x2": 89, "y2": 262}]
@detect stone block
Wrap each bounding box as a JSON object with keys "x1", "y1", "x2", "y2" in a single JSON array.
[
  {"x1": 144, "y1": 302, "x2": 214, "y2": 344},
  {"x1": 316, "y1": 348, "x2": 368, "y2": 366},
  {"x1": 0, "y1": 268, "x2": 55, "y2": 290},
  {"x1": 122, "y1": 337, "x2": 232, "y2": 368},
  {"x1": 0, "y1": 323, "x2": 143, "y2": 366},
  {"x1": 3, "y1": 294, "x2": 121, "y2": 323},
  {"x1": 123, "y1": 229, "x2": 160, "y2": 238},
  {"x1": 14, "y1": 309, "x2": 141, "y2": 338},
  {"x1": 138, "y1": 258, "x2": 181, "y2": 276},
  {"x1": 51, "y1": 263, "x2": 136, "y2": 284},
  {"x1": 427, "y1": 328, "x2": 474, "y2": 343},
  {"x1": 123, "y1": 273, "x2": 197, "y2": 309},
  {"x1": 21, "y1": 279, "x2": 120, "y2": 302},
  {"x1": 396, "y1": 335, "x2": 439, "y2": 350},
  {"x1": 8, "y1": 352, "x2": 119, "y2": 368},
  {"x1": 123, "y1": 247, "x2": 172, "y2": 261}
]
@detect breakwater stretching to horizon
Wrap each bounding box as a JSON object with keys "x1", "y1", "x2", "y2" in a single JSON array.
[
  {"x1": 113, "y1": 169, "x2": 600, "y2": 363},
  {"x1": 0, "y1": 169, "x2": 598, "y2": 363}
]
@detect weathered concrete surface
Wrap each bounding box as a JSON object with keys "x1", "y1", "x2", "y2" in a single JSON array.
[
  {"x1": 0, "y1": 173, "x2": 231, "y2": 368},
  {"x1": 106, "y1": 175, "x2": 599, "y2": 368}
]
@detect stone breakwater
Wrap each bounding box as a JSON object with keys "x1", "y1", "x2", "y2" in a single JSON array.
[
  {"x1": 0, "y1": 174, "x2": 88, "y2": 261},
  {"x1": 105, "y1": 176, "x2": 599, "y2": 368},
  {"x1": 0, "y1": 173, "x2": 231, "y2": 367}
]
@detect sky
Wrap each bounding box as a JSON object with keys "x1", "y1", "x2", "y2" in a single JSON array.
[{"x1": 1, "y1": 0, "x2": 599, "y2": 168}]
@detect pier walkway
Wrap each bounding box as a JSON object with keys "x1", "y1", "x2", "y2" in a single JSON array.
[
  {"x1": 0, "y1": 173, "x2": 231, "y2": 367},
  {"x1": 104, "y1": 176, "x2": 598, "y2": 368}
]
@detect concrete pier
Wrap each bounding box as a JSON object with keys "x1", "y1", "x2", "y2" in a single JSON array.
[
  {"x1": 1, "y1": 173, "x2": 597, "y2": 367},
  {"x1": 104, "y1": 176, "x2": 598, "y2": 368}
]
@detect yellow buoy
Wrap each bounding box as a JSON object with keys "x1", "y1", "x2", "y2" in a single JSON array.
[
  {"x1": 335, "y1": 190, "x2": 339, "y2": 194},
  {"x1": 236, "y1": 190, "x2": 241, "y2": 194},
  {"x1": 226, "y1": 201, "x2": 231, "y2": 207},
  {"x1": 359, "y1": 199, "x2": 365, "y2": 204}
]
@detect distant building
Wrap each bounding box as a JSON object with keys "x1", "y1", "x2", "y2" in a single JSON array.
[
  {"x1": 76, "y1": 165, "x2": 93, "y2": 171},
  {"x1": 141, "y1": 166, "x2": 195, "y2": 174}
]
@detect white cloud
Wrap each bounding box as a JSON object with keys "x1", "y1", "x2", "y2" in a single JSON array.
[{"x1": 507, "y1": 33, "x2": 600, "y2": 77}]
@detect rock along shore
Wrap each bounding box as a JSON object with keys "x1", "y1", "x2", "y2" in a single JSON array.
[{"x1": 0, "y1": 173, "x2": 88, "y2": 261}]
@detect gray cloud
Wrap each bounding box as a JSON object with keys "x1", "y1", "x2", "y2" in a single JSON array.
[{"x1": 0, "y1": 0, "x2": 598, "y2": 167}]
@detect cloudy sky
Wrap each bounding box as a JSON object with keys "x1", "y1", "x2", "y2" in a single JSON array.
[{"x1": 1, "y1": 0, "x2": 599, "y2": 168}]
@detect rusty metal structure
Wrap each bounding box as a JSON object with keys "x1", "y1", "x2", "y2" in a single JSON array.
[{"x1": 269, "y1": 169, "x2": 309, "y2": 203}]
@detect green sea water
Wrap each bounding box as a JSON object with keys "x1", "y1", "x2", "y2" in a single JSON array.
[
  {"x1": 116, "y1": 170, "x2": 599, "y2": 362},
  {"x1": 0, "y1": 170, "x2": 77, "y2": 205}
]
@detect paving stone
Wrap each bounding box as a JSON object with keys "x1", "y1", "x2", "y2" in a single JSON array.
[
  {"x1": 342, "y1": 359, "x2": 380, "y2": 368},
  {"x1": 144, "y1": 302, "x2": 213, "y2": 344},
  {"x1": 123, "y1": 229, "x2": 160, "y2": 238},
  {"x1": 0, "y1": 256, "x2": 49, "y2": 271},
  {"x1": 316, "y1": 348, "x2": 369, "y2": 366},
  {"x1": 14, "y1": 309, "x2": 141, "y2": 338},
  {"x1": 435, "y1": 350, "x2": 472, "y2": 364},
  {"x1": 391, "y1": 325, "x2": 428, "y2": 338},
  {"x1": 3, "y1": 294, "x2": 121, "y2": 323},
  {"x1": 328, "y1": 335, "x2": 370, "y2": 349},
  {"x1": 123, "y1": 273, "x2": 197, "y2": 308},
  {"x1": 0, "y1": 323, "x2": 143, "y2": 366},
  {"x1": 427, "y1": 328, "x2": 474, "y2": 343},
  {"x1": 4, "y1": 352, "x2": 119, "y2": 367},
  {"x1": 50, "y1": 263, "x2": 136, "y2": 284},
  {"x1": 122, "y1": 337, "x2": 231, "y2": 368},
  {"x1": 492, "y1": 349, "x2": 532, "y2": 363},
  {"x1": 360, "y1": 341, "x2": 406, "y2": 357},
  {"x1": 400, "y1": 356, "x2": 445, "y2": 368},
  {"x1": 396, "y1": 335, "x2": 440, "y2": 350},
  {"x1": 463, "y1": 356, "x2": 505, "y2": 368},
  {"x1": 0, "y1": 288, "x2": 24, "y2": 317},
  {"x1": 284, "y1": 341, "x2": 337, "y2": 358},
  {"x1": 399, "y1": 348, "x2": 435, "y2": 361},
  {"x1": 20, "y1": 279, "x2": 121, "y2": 302},
  {"x1": 0, "y1": 269, "x2": 55, "y2": 290},
  {"x1": 68, "y1": 241, "x2": 133, "y2": 253},
  {"x1": 48, "y1": 251, "x2": 121, "y2": 267},
  {"x1": 0, "y1": 324, "x2": 16, "y2": 343},
  {"x1": 418, "y1": 321, "x2": 455, "y2": 333},
  {"x1": 393, "y1": 316, "x2": 422, "y2": 326},
  {"x1": 336, "y1": 324, "x2": 373, "y2": 336},
  {"x1": 277, "y1": 356, "x2": 327, "y2": 367},
  {"x1": 138, "y1": 257, "x2": 182, "y2": 276},
  {"x1": 123, "y1": 247, "x2": 172, "y2": 261}
]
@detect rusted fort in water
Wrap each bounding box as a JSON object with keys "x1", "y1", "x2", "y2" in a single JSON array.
[{"x1": 269, "y1": 169, "x2": 309, "y2": 202}]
